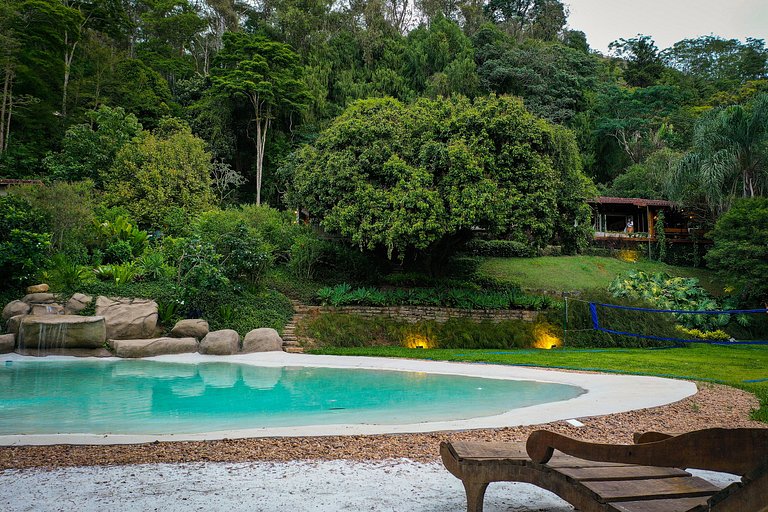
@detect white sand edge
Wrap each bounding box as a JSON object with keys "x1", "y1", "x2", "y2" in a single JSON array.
[{"x1": 0, "y1": 352, "x2": 697, "y2": 445}]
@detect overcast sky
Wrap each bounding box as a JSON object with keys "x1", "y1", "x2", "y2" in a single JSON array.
[{"x1": 565, "y1": 0, "x2": 768, "y2": 54}]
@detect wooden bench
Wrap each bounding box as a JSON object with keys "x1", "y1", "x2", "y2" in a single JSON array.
[{"x1": 440, "y1": 428, "x2": 768, "y2": 512}]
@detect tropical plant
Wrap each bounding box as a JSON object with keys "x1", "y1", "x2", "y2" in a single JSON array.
[
  {"x1": 609, "y1": 270, "x2": 729, "y2": 331},
  {"x1": 671, "y1": 93, "x2": 768, "y2": 217},
  {"x1": 41, "y1": 254, "x2": 92, "y2": 292}
]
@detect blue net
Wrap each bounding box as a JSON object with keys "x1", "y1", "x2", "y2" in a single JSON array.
[{"x1": 588, "y1": 302, "x2": 768, "y2": 345}]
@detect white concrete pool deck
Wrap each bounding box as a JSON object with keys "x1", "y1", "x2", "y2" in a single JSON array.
[{"x1": 0, "y1": 352, "x2": 697, "y2": 446}]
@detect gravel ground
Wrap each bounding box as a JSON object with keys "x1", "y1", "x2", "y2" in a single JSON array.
[
  {"x1": 0, "y1": 381, "x2": 759, "y2": 512},
  {"x1": 0, "y1": 382, "x2": 763, "y2": 469}
]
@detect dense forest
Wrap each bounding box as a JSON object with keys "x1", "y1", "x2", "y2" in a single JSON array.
[{"x1": 1, "y1": 0, "x2": 767, "y2": 315}]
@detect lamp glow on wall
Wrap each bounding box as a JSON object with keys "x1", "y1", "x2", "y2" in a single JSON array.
[
  {"x1": 532, "y1": 324, "x2": 563, "y2": 350},
  {"x1": 404, "y1": 333, "x2": 435, "y2": 349}
]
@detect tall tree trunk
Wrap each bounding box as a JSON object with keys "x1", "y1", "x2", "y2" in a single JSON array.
[
  {"x1": 251, "y1": 95, "x2": 271, "y2": 206},
  {"x1": 4, "y1": 91, "x2": 12, "y2": 151},
  {"x1": 0, "y1": 66, "x2": 11, "y2": 151}
]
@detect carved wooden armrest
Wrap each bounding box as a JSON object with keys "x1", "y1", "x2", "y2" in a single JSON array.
[
  {"x1": 526, "y1": 428, "x2": 768, "y2": 476},
  {"x1": 633, "y1": 431, "x2": 677, "y2": 444}
]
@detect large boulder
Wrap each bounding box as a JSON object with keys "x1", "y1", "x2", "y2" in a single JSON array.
[
  {"x1": 26, "y1": 284, "x2": 49, "y2": 294},
  {"x1": 31, "y1": 303, "x2": 65, "y2": 316},
  {"x1": 171, "y1": 319, "x2": 209, "y2": 339},
  {"x1": 6, "y1": 314, "x2": 25, "y2": 334},
  {"x1": 2, "y1": 300, "x2": 30, "y2": 321},
  {"x1": 109, "y1": 337, "x2": 198, "y2": 358},
  {"x1": 243, "y1": 328, "x2": 283, "y2": 352},
  {"x1": 95, "y1": 296, "x2": 158, "y2": 340},
  {"x1": 0, "y1": 333, "x2": 15, "y2": 353},
  {"x1": 199, "y1": 329, "x2": 240, "y2": 355},
  {"x1": 65, "y1": 293, "x2": 92, "y2": 315},
  {"x1": 22, "y1": 293, "x2": 57, "y2": 304},
  {"x1": 18, "y1": 315, "x2": 106, "y2": 349}
]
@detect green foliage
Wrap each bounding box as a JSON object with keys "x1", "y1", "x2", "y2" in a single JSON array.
[
  {"x1": 671, "y1": 93, "x2": 768, "y2": 218},
  {"x1": 171, "y1": 237, "x2": 230, "y2": 309},
  {"x1": 105, "y1": 240, "x2": 134, "y2": 264},
  {"x1": 43, "y1": 107, "x2": 142, "y2": 185},
  {"x1": 608, "y1": 270, "x2": 730, "y2": 331},
  {"x1": 297, "y1": 313, "x2": 537, "y2": 349},
  {"x1": 95, "y1": 214, "x2": 149, "y2": 262},
  {"x1": 103, "y1": 120, "x2": 214, "y2": 229},
  {"x1": 192, "y1": 209, "x2": 280, "y2": 284},
  {"x1": 202, "y1": 288, "x2": 293, "y2": 335},
  {"x1": 609, "y1": 35, "x2": 666, "y2": 88},
  {"x1": 464, "y1": 240, "x2": 536, "y2": 257},
  {"x1": 607, "y1": 149, "x2": 681, "y2": 199},
  {"x1": 136, "y1": 249, "x2": 172, "y2": 281},
  {"x1": 290, "y1": 95, "x2": 589, "y2": 263},
  {"x1": 288, "y1": 233, "x2": 330, "y2": 279},
  {"x1": 315, "y1": 284, "x2": 556, "y2": 310},
  {"x1": 105, "y1": 59, "x2": 174, "y2": 128},
  {"x1": 476, "y1": 37, "x2": 597, "y2": 124},
  {"x1": 40, "y1": 254, "x2": 93, "y2": 293},
  {"x1": 0, "y1": 195, "x2": 51, "y2": 286},
  {"x1": 706, "y1": 197, "x2": 768, "y2": 303},
  {"x1": 11, "y1": 181, "x2": 97, "y2": 261}
]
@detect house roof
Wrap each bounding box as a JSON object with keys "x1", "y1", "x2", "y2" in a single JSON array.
[{"x1": 589, "y1": 196, "x2": 676, "y2": 208}]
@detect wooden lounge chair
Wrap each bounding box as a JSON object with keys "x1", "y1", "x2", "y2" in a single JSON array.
[{"x1": 440, "y1": 428, "x2": 768, "y2": 512}]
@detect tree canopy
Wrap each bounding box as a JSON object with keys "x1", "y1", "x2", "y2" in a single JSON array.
[{"x1": 289, "y1": 95, "x2": 592, "y2": 263}]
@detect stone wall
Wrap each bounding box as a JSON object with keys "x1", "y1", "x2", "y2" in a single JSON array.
[{"x1": 293, "y1": 304, "x2": 539, "y2": 324}]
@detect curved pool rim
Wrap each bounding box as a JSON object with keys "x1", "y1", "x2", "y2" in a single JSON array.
[{"x1": 0, "y1": 352, "x2": 697, "y2": 446}]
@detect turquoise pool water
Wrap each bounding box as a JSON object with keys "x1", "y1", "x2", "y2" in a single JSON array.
[{"x1": 0, "y1": 360, "x2": 584, "y2": 435}]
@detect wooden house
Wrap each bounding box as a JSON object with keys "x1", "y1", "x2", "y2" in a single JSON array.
[{"x1": 589, "y1": 196, "x2": 703, "y2": 243}]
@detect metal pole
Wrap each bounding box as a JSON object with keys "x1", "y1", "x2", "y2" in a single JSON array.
[{"x1": 563, "y1": 295, "x2": 568, "y2": 345}]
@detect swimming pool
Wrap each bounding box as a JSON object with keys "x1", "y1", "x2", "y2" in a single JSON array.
[
  {"x1": 0, "y1": 353, "x2": 698, "y2": 444},
  {"x1": 0, "y1": 359, "x2": 583, "y2": 435}
]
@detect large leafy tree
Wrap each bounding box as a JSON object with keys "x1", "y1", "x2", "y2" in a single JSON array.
[
  {"x1": 671, "y1": 93, "x2": 768, "y2": 217},
  {"x1": 289, "y1": 95, "x2": 591, "y2": 266},
  {"x1": 609, "y1": 35, "x2": 666, "y2": 88},
  {"x1": 476, "y1": 35, "x2": 597, "y2": 124},
  {"x1": 211, "y1": 32, "x2": 309, "y2": 205},
  {"x1": 663, "y1": 36, "x2": 768, "y2": 97},
  {"x1": 44, "y1": 105, "x2": 142, "y2": 185},
  {"x1": 706, "y1": 197, "x2": 768, "y2": 303},
  {"x1": 103, "y1": 119, "x2": 214, "y2": 229}
]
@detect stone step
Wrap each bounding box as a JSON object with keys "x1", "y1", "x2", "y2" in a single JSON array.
[{"x1": 283, "y1": 346, "x2": 304, "y2": 353}]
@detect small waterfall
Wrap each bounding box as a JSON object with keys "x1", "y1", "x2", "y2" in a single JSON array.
[{"x1": 18, "y1": 317, "x2": 69, "y2": 355}]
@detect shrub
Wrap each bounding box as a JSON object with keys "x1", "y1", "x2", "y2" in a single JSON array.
[
  {"x1": 105, "y1": 239, "x2": 134, "y2": 263},
  {"x1": 136, "y1": 249, "x2": 172, "y2": 280},
  {"x1": 463, "y1": 239, "x2": 537, "y2": 258},
  {"x1": 314, "y1": 284, "x2": 556, "y2": 310},
  {"x1": 706, "y1": 197, "x2": 768, "y2": 304},
  {"x1": 288, "y1": 234, "x2": 329, "y2": 279},
  {"x1": 0, "y1": 195, "x2": 51, "y2": 286},
  {"x1": 40, "y1": 254, "x2": 94, "y2": 293},
  {"x1": 296, "y1": 313, "x2": 537, "y2": 349},
  {"x1": 202, "y1": 287, "x2": 293, "y2": 335}
]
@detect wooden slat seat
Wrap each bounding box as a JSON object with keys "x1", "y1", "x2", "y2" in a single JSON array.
[{"x1": 440, "y1": 428, "x2": 768, "y2": 512}]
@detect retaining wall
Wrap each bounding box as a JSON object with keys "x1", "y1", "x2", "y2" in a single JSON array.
[{"x1": 293, "y1": 305, "x2": 539, "y2": 324}]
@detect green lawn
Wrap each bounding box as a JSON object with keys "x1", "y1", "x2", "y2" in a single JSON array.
[
  {"x1": 310, "y1": 345, "x2": 768, "y2": 422},
  {"x1": 478, "y1": 256, "x2": 722, "y2": 293}
]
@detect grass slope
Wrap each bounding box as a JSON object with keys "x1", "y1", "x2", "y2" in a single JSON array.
[
  {"x1": 310, "y1": 345, "x2": 768, "y2": 422},
  {"x1": 478, "y1": 256, "x2": 721, "y2": 293}
]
